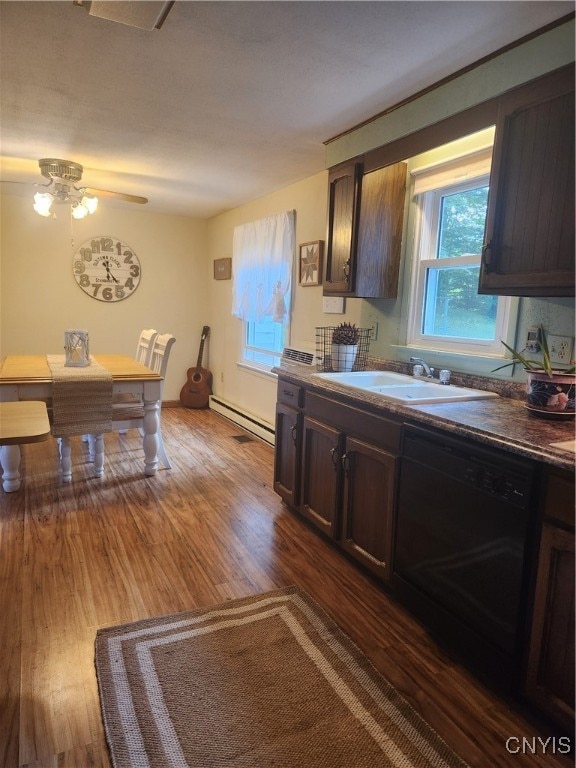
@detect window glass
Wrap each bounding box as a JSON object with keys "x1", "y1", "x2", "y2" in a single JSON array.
[
  {"x1": 437, "y1": 186, "x2": 488, "y2": 259},
  {"x1": 244, "y1": 319, "x2": 286, "y2": 366},
  {"x1": 423, "y1": 266, "x2": 499, "y2": 339}
]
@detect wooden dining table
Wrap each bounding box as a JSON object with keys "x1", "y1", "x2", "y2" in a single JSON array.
[{"x1": 0, "y1": 354, "x2": 164, "y2": 481}]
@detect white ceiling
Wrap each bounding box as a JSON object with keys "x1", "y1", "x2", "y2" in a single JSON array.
[{"x1": 0, "y1": 1, "x2": 572, "y2": 218}]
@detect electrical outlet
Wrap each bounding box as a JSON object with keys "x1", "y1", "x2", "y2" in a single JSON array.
[
  {"x1": 369, "y1": 322, "x2": 379, "y2": 341},
  {"x1": 547, "y1": 334, "x2": 574, "y2": 365}
]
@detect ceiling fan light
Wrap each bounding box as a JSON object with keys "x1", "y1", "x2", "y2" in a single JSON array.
[
  {"x1": 81, "y1": 194, "x2": 98, "y2": 214},
  {"x1": 71, "y1": 202, "x2": 88, "y2": 219},
  {"x1": 33, "y1": 192, "x2": 53, "y2": 217}
]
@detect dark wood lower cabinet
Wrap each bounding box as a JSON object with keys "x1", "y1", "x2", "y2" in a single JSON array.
[
  {"x1": 525, "y1": 522, "x2": 575, "y2": 732},
  {"x1": 300, "y1": 416, "x2": 341, "y2": 538},
  {"x1": 340, "y1": 436, "x2": 397, "y2": 580},
  {"x1": 273, "y1": 402, "x2": 301, "y2": 507},
  {"x1": 296, "y1": 393, "x2": 401, "y2": 584}
]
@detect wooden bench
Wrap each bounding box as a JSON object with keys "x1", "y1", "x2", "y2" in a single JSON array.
[{"x1": 0, "y1": 401, "x2": 51, "y2": 492}]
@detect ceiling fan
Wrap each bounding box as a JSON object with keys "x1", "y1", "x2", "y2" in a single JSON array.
[{"x1": 3, "y1": 158, "x2": 148, "y2": 218}]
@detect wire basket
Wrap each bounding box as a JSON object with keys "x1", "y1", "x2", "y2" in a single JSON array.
[{"x1": 315, "y1": 327, "x2": 372, "y2": 372}]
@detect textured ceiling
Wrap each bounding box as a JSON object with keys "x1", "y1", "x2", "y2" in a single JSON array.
[{"x1": 0, "y1": 1, "x2": 572, "y2": 218}]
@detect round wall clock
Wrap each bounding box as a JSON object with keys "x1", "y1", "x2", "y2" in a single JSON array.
[{"x1": 73, "y1": 235, "x2": 141, "y2": 302}]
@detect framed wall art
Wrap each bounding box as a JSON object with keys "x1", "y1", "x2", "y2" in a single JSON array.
[
  {"x1": 298, "y1": 240, "x2": 323, "y2": 286},
  {"x1": 214, "y1": 257, "x2": 232, "y2": 280}
]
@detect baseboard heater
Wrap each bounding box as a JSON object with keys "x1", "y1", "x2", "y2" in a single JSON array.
[{"x1": 209, "y1": 396, "x2": 275, "y2": 446}]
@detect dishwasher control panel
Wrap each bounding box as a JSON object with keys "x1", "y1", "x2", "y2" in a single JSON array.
[{"x1": 403, "y1": 424, "x2": 534, "y2": 509}]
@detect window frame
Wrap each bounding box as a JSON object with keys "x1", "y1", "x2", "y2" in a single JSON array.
[{"x1": 406, "y1": 164, "x2": 513, "y2": 356}]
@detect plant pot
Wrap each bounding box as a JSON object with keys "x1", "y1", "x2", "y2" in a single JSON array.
[
  {"x1": 525, "y1": 369, "x2": 576, "y2": 419},
  {"x1": 331, "y1": 343, "x2": 358, "y2": 372}
]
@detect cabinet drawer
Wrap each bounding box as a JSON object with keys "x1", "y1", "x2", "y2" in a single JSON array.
[
  {"x1": 277, "y1": 380, "x2": 304, "y2": 408},
  {"x1": 306, "y1": 392, "x2": 401, "y2": 454}
]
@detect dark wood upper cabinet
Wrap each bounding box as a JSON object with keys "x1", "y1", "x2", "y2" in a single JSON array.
[
  {"x1": 324, "y1": 161, "x2": 406, "y2": 298},
  {"x1": 479, "y1": 66, "x2": 575, "y2": 296},
  {"x1": 355, "y1": 162, "x2": 407, "y2": 298},
  {"x1": 325, "y1": 162, "x2": 361, "y2": 294}
]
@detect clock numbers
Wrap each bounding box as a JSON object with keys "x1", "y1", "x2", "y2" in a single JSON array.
[{"x1": 73, "y1": 236, "x2": 141, "y2": 302}]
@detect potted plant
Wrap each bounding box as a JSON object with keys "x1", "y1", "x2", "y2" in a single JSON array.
[
  {"x1": 331, "y1": 323, "x2": 360, "y2": 372},
  {"x1": 494, "y1": 326, "x2": 575, "y2": 419}
]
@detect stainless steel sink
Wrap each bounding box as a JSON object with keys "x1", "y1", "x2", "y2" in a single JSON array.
[{"x1": 313, "y1": 370, "x2": 499, "y2": 404}]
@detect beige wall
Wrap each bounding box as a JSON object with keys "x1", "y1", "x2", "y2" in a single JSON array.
[
  {"x1": 0, "y1": 194, "x2": 209, "y2": 401},
  {"x1": 206, "y1": 170, "x2": 362, "y2": 427}
]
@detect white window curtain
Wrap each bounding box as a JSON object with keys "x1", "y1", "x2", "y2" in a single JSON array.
[{"x1": 232, "y1": 210, "x2": 295, "y2": 325}]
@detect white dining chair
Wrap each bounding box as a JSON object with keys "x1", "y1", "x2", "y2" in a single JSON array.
[
  {"x1": 114, "y1": 328, "x2": 159, "y2": 432},
  {"x1": 109, "y1": 333, "x2": 176, "y2": 469},
  {"x1": 135, "y1": 328, "x2": 158, "y2": 367}
]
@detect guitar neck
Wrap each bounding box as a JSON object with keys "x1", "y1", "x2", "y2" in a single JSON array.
[{"x1": 196, "y1": 338, "x2": 205, "y2": 368}]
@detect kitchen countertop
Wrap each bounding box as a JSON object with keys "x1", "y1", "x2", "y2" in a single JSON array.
[{"x1": 273, "y1": 363, "x2": 576, "y2": 472}]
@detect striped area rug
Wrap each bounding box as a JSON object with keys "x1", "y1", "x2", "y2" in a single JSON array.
[{"x1": 95, "y1": 586, "x2": 469, "y2": 768}]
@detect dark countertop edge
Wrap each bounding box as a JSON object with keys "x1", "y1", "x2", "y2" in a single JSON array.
[{"x1": 273, "y1": 364, "x2": 576, "y2": 473}]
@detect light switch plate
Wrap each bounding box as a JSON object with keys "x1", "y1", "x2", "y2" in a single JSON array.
[
  {"x1": 525, "y1": 326, "x2": 541, "y2": 353},
  {"x1": 322, "y1": 296, "x2": 345, "y2": 314}
]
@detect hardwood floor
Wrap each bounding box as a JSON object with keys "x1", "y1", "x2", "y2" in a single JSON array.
[{"x1": 0, "y1": 407, "x2": 571, "y2": 768}]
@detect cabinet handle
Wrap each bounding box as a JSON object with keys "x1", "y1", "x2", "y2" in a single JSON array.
[
  {"x1": 330, "y1": 447, "x2": 339, "y2": 471},
  {"x1": 341, "y1": 452, "x2": 349, "y2": 475},
  {"x1": 282, "y1": 389, "x2": 294, "y2": 398},
  {"x1": 343, "y1": 258, "x2": 350, "y2": 279},
  {"x1": 290, "y1": 423, "x2": 298, "y2": 445}
]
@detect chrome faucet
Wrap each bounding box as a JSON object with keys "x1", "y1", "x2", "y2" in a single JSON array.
[{"x1": 410, "y1": 356, "x2": 434, "y2": 379}]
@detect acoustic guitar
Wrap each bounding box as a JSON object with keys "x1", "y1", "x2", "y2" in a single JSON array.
[{"x1": 180, "y1": 325, "x2": 213, "y2": 408}]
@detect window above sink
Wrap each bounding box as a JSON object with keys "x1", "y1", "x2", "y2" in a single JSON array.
[{"x1": 405, "y1": 131, "x2": 515, "y2": 357}]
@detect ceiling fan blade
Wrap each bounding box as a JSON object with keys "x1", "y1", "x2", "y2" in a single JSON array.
[
  {"x1": 1, "y1": 179, "x2": 52, "y2": 188},
  {"x1": 84, "y1": 187, "x2": 148, "y2": 204}
]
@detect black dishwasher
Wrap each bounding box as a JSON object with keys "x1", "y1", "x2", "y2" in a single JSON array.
[{"x1": 393, "y1": 424, "x2": 538, "y2": 688}]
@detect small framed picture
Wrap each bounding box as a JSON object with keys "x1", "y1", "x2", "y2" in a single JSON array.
[
  {"x1": 298, "y1": 240, "x2": 323, "y2": 286},
  {"x1": 214, "y1": 257, "x2": 232, "y2": 280}
]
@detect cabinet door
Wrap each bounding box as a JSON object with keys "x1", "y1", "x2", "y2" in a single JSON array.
[
  {"x1": 300, "y1": 416, "x2": 342, "y2": 538},
  {"x1": 273, "y1": 403, "x2": 301, "y2": 508},
  {"x1": 324, "y1": 162, "x2": 361, "y2": 294},
  {"x1": 525, "y1": 522, "x2": 575, "y2": 731},
  {"x1": 480, "y1": 66, "x2": 575, "y2": 296},
  {"x1": 355, "y1": 162, "x2": 407, "y2": 298},
  {"x1": 340, "y1": 436, "x2": 397, "y2": 581}
]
